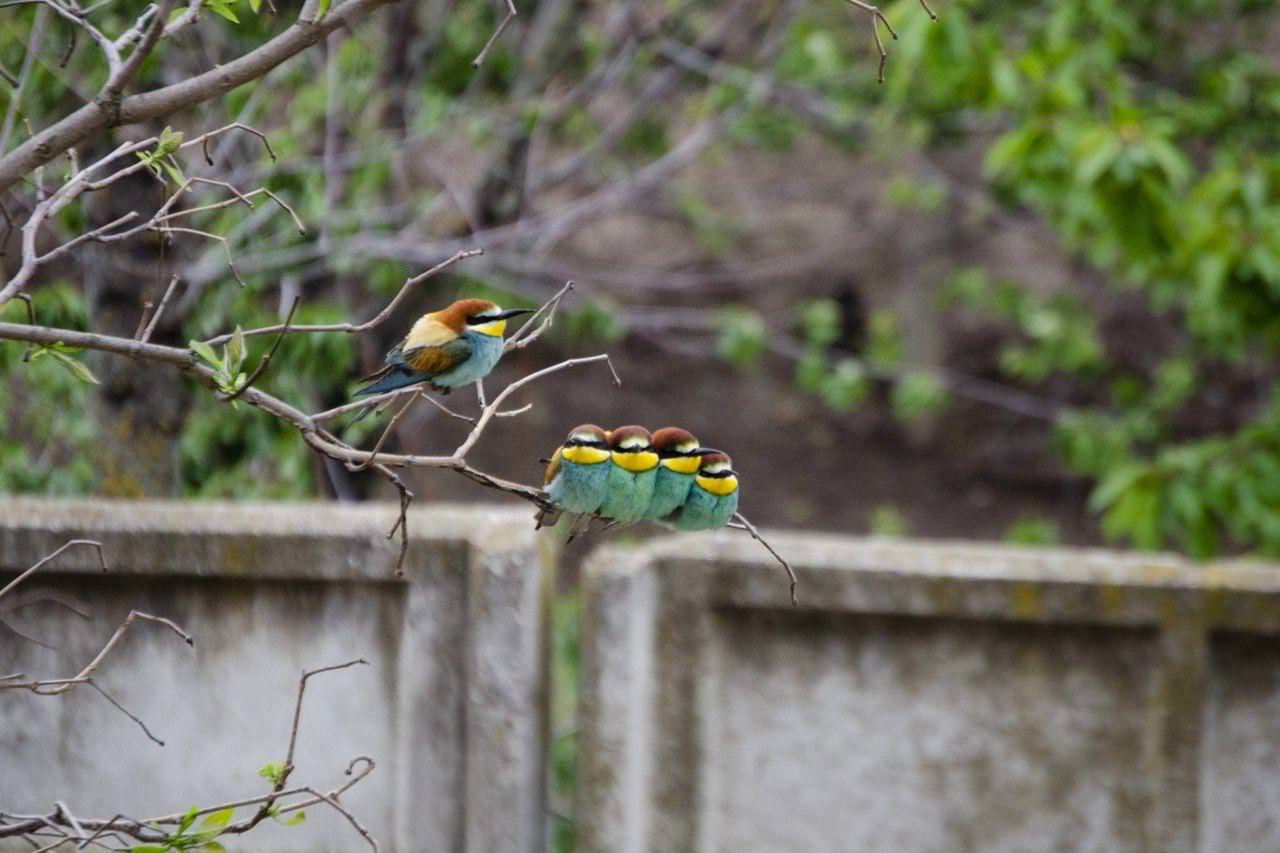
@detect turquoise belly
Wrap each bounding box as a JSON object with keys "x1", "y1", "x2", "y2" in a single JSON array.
[
  {"x1": 597, "y1": 464, "x2": 657, "y2": 524},
  {"x1": 435, "y1": 332, "x2": 504, "y2": 388},
  {"x1": 644, "y1": 467, "x2": 695, "y2": 519},
  {"x1": 670, "y1": 485, "x2": 738, "y2": 531},
  {"x1": 547, "y1": 460, "x2": 609, "y2": 514}
]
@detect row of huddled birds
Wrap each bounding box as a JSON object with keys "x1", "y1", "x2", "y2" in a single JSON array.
[
  {"x1": 536, "y1": 425, "x2": 738, "y2": 536},
  {"x1": 351, "y1": 297, "x2": 738, "y2": 536}
]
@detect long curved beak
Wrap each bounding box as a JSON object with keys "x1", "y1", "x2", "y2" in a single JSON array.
[
  {"x1": 695, "y1": 447, "x2": 724, "y2": 456},
  {"x1": 491, "y1": 308, "x2": 535, "y2": 321}
]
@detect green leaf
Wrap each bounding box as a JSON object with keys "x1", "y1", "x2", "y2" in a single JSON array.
[
  {"x1": 1088, "y1": 463, "x2": 1147, "y2": 512},
  {"x1": 227, "y1": 327, "x2": 246, "y2": 373},
  {"x1": 203, "y1": 843, "x2": 227, "y2": 852},
  {"x1": 316, "y1": 0, "x2": 330, "y2": 18},
  {"x1": 129, "y1": 845, "x2": 171, "y2": 853},
  {"x1": 199, "y1": 808, "x2": 234, "y2": 830},
  {"x1": 248, "y1": 0, "x2": 260, "y2": 11},
  {"x1": 178, "y1": 805, "x2": 200, "y2": 834},
  {"x1": 189, "y1": 340, "x2": 221, "y2": 367},
  {"x1": 162, "y1": 158, "x2": 187, "y2": 186},
  {"x1": 891, "y1": 372, "x2": 947, "y2": 422},
  {"x1": 156, "y1": 126, "x2": 185, "y2": 157},
  {"x1": 47, "y1": 349, "x2": 99, "y2": 385},
  {"x1": 204, "y1": 0, "x2": 240, "y2": 23},
  {"x1": 820, "y1": 359, "x2": 870, "y2": 411},
  {"x1": 274, "y1": 809, "x2": 306, "y2": 826},
  {"x1": 258, "y1": 761, "x2": 285, "y2": 784},
  {"x1": 715, "y1": 309, "x2": 766, "y2": 368},
  {"x1": 796, "y1": 299, "x2": 840, "y2": 348}
]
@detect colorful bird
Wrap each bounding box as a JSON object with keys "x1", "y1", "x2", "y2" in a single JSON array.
[
  {"x1": 665, "y1": 450, "x2": 739, "y2": 531},
  {"x1": 355, "y1": 298, "x2": 533, "y2": 397},
  {"x1": 643, "y1": 427, "x2": 709, "y2": 520},
  {"x1": 596, "y1": 425, "x2": 659, "y2": 524},
  {"x1": 536, "y1": 424, "x2": 612, "y2": 530}
]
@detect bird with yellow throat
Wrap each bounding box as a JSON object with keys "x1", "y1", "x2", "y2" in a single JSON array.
[
  {"x1": 536, "y1": 424, "x2": 611, "y2": 530},
  {"x1": 355, "y1": 298, "x2": 532, "y2": 397},
  {"x1": 596, "y1": 425, "x2": 659, "y2": 524},
  {"x1": 664, "y1": 450, "x2": 739, "y2": 531},
  {"x1": 643, "y1": 427, "x2": 712, "y2": 521}
]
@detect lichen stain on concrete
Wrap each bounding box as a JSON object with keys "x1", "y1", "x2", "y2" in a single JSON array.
[
  {"x1": 1098, "y1": 583, "x2": 1127, "y2": 619},
  {"x1": 1009, "y1": 582, "x2": 1041, "y2": 619},
  {"x1": 923, "y1": 575, "x2": 958, "y2": 614}
]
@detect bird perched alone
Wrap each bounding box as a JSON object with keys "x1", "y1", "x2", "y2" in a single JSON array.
[
  {"x1": 665, "y1": 450, "x2": 739, "y2": 531},
  {"x1": 355, "y1": 298, "x2": 533, "y2": 397},
  {"x1": 643, "y1": 427, "x2": 709, "y2": 520},
  {"x1": 536, "y1": 424, "x2": 611, "y2": 530},
  {"x1": 596, "y1": 425, "x2": 659, "y2": 524}
]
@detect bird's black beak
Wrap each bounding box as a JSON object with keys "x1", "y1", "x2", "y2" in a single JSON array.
[
  {"x1": 492, "y1": 308, "x2": 535, "y2": 321},
  {"x1": 695, "y1": 447, "x2": 724, "y2": 456}
]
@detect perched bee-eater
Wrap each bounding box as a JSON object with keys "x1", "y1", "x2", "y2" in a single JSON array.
[
  {"x1": 355, "y1": 298, "x2": 533, "y2": 397},
  {"x1": 536, "y1": 424, "x2": 612, "y2": 530},
  {"x1": 643, "y1": 427, "x2": 710, "y2": 520},
  {"x1": 596, "y1": 425, "x2": 659, "y2": 524},
  {"x1": 666, "y1": 451, "x2": 739, "y2": 531}
]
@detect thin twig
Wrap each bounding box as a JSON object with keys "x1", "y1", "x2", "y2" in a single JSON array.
[
  {"x1": 138, "y1": 275, "x2": 180, "y2": 342},
  {"x1": 0, "y1": 540, "x2": 106, "y2": 603},
  {"x1": 245, "y1": 658, "x2": 369, "y2": 828},
  {"x1": 203, "y1": 249, "x2": 482, "y2": 346},
  {"x1": 504, "y1": 279, "x2": 572, "y2": 352},
  {"x1": 222, "y1": 295, "x2": 300, "y2": 401},
  {"x1": 730, "y1": 512, "x2": 799, "y2": 606},
  {"x1": 845, "y1": 0, "x2": 898, "y2": 83},
  {"x1": 346, "y1": 391, "x2": 420, "y2": 473},
  {"x1": 472, "y1": 0, "x2": 517, "y2": 68},
  {"x1": 375, "y1": 464, "x2": 414, "y2": 577}
]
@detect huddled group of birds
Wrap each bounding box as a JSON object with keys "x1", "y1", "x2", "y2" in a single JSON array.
[
  {"x1": 353, "y1": 297, "x2": 739, "y2": 535},
  {"x1": 537, "y1": 424, "x2": 738, "y2": 535}
]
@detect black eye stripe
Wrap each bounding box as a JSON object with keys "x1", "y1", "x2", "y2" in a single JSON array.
[
  {"x1": 565, "y1": 438, "x2": 607, "y2": 448},
  {"x1": 699, "y1": 470, "x2": 736, "y2": 478}
]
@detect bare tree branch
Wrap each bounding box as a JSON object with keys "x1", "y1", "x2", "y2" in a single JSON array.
[
  {"x1": 0, "y1": 539, "x2": 106, "y2": 603},
  {"x1": 729, "y1": 513, "x2": 799, "y2": 606},
  {"x1": 472, "y1": 0, "x2": 517, "y2": 69},
  {"x1": 0, "y1": 0, "x2": 398, "y2": 193}
]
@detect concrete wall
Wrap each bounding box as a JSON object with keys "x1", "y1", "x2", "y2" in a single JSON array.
[
  {"x1": 578, "y1": 533, "x2": 1280, "y2": 853},
  {"x1": 0, "y1": 499, "x2": 546, "y2": 853}
]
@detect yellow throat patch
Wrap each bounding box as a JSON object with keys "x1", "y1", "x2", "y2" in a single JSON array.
[
  {"x1": 612, "y1": 450, "x2": 659, "y2": 473},
  {"x1": 697, "y1": 475, "x2": 738, "y2": 496},
  {"x1": 471, "y1": 319, "x2": 507, "y2": 337},
  {"x1": 662, "y1": 456, "x2": 701, "y2": 475},
  {"x1": 564, "y1": 445, "x2": 610, "y2": 465}
]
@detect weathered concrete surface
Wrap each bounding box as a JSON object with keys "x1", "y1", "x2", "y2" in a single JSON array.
[
  {"x1": 579, "y1": 533, "x2": 1280, "y2": 853},
  {"x1": 0, "y1": 498, "x2": 546, "y2": 853}
]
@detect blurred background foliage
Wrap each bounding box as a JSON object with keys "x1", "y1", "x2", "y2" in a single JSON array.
[{"x1": 3, "y1": 0, "x2": 1280, "y2": 559}]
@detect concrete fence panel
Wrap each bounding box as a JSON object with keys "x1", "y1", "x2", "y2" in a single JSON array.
[
  {"x1": 0, "y1": 499, "x2": 546, "y2": 853},
  {"x1": 578, "y1": 533, "x2": 1280, "y2": 853}
]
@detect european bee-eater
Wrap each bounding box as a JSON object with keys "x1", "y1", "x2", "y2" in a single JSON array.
[
  {"x1": 666, "y1": 450, "x2": 739, "y2": 531},
  {"x1": 355, "y1": 298, "x2": 533, "y2": 397},
  {"x1": 536, "y1": 424, "x2": 611, "y2": 529},
  {"x1": 596, "y1": 425, "x2": 659, "y2": 524},
  {"x1": 643, "y1": 427, "x2": 709, "y2": 520}
]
